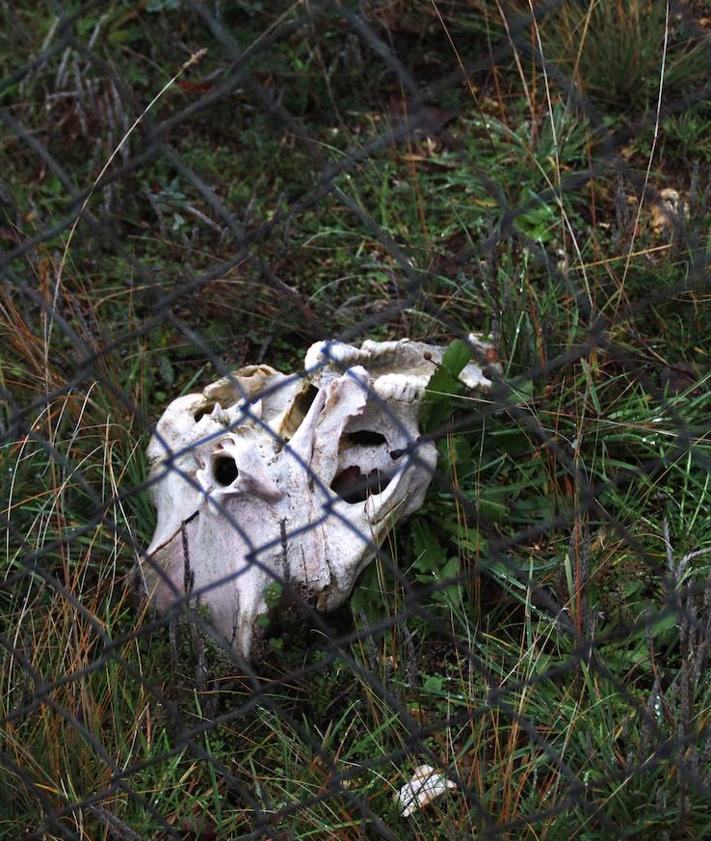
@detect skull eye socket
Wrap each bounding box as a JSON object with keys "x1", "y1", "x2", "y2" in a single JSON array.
[
  {"x1": 214, "y1": 455, "x2": 239, "y2": 486},
  {"x1": 331, "y1": 467, "x2": 390, "y2": 503},
  {"x1": 194, "y1": 402, "x2": 216, "y2": 422},
  {"x1": 344, "y1": 430, "x2": 387, "y2": 447}
]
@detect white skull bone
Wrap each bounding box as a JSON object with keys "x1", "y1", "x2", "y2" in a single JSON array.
[{"x1": 137, "y1": 337, "x2": 497, "y2": 658}]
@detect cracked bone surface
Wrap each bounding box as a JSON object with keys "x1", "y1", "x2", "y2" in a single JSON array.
[{"x1": 138, "y1": 337, "x2": 497, "y2": 658}]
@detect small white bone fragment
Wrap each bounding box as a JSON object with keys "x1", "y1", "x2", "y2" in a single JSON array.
[
  {"x1": 395, "y1": 764, "x2": 458, "y2": 817},
  {"x1": 137, "y1": 337, "x2": 497, "y2": 658}
]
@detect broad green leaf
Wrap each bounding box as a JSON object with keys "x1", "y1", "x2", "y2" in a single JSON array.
[{"x1": 420, "y1": 339, "x2": 473, "y2": 433}]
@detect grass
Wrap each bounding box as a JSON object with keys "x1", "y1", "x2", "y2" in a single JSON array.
[{"x1": 3, "y1": 0, "x2": 711, "y2": 838}]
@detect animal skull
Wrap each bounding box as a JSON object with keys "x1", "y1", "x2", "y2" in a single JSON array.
[{"x1": 137, "y1": 337, "x2": 497, "y2": 658}]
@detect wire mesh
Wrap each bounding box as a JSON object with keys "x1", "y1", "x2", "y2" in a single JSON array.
[{"x1": 3, "y1": 1, "x2": 711, "y2": 838}]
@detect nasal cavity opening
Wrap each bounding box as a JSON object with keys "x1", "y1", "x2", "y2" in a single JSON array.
[
  {"x1": 295, "y1": 384, "x2": 319, "y2": 416},
  {"x1": 344, "y1": 429, "x2": 387, "y2": 447},
  {"x1": 281, "y1": 384, "x2": 320, "y2": 442},
  {"x1": 214, "y1": 455, "x2": 239, "y2": 486},
  {"x1": 330, "y1": 467, "x2": 390, "y2": 503}
]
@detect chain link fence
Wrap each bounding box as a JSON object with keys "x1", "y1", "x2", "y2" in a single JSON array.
[{"x1": 3, "y1": 1, "x2": 711, "y2": 838}]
